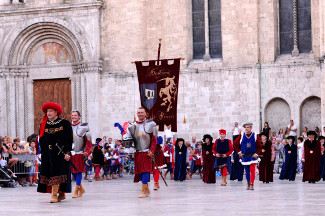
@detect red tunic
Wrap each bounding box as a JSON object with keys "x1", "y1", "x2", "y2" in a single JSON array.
[
  {"x1": 303, "y1": 140, "x2": 321, "y2": 182},
  {"x1": 71, "y1": 122, "x2": 92, "y2": 174},
  {"x1": 163, "y1": 144, "x2": 173, "y2": 163},
  {"x1": 154, "y1": 144, "x2": 165, "y2": 167},
  {"x1": 212, "y1": 139, "x2": 234, "y2": 156},
  {"x1": 194, "y1": 149, "x2": 202, "y2": 166},
  {"x1": 134, "y1": 136, "x2": 157, "y2": 182}
]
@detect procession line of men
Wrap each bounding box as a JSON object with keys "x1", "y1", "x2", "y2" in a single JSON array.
[{"x1": 36, "y1": 103, "x2": 325, "y2": 203}]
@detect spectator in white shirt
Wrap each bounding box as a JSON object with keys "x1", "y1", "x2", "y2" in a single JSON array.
[
  {"x1": 288, "y1": 120, "x2": 298, "y2": 140},
  {"x1": 164, "y1": 125, "x2": 175, "y2": 142},
  {"x1": 231, "y1": 122, "x2": 241, "y2": 140}
]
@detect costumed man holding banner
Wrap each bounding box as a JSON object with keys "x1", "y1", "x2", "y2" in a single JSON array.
[
  {"x1": 213, "y1": 129, "x2": 234, "y2": 186},
  {"x1": 70, "y1": 111, "x2": 92, "y2": 198},
  {"x1": 37, "y1": 102, "x2": 73, "y2": 203},
  {"x1": 123, "y1": 107, "x2": 157, "y2": 198},
  {"x1": 233, "y1": 122, "x2": 262, "y2": 190}
]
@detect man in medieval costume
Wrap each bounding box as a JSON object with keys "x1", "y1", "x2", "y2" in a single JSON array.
[
  {"x1": 213, "y1": 129, "x2": 234, "y2": 186},
  {"x1": 174, "y1": 138, "x2": 187, "y2": 181},
  {"x1": 302, "y1": 131, "x2": 321, "y2": 183},
  {"x1": 70, "y1": 111, "x2": 92, "y2": 198},
  {"x1": 202, "y1": 134, "x2": 215, "y2": 184},
  {"x1": 37, "y1": 102, "x2": 73, "y2": 203},
  {"x1": 234, "y1": 122, "x2": 262, "y2": 190},
  {"x1": 259, "y1": 132, "x2": 275, "y2": 183},
  {"x1": 123, "y1": 107, "x2": 157, "y2": 198},
  {"x1": 279, "y1": 136, "x2": 297, "y2": 181}
]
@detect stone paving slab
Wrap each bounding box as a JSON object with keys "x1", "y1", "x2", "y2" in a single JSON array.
[{"x1": 0, "y1": 174, "x2": 324, "y2": 216}]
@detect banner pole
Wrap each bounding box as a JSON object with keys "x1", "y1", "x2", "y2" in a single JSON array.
[{"x1": 157, "y1": 38, "x2": 162, "y2": 65}]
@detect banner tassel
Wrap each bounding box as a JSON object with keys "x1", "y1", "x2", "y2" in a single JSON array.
[{"x1": 183, "y1": 116, "x2": 186, "y2": 124}]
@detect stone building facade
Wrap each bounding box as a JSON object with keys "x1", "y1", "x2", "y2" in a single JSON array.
[{"x1": 0, "y1": 0, "x2": 324, "y2": 140}]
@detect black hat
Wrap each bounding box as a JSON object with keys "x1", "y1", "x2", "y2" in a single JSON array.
[
  {"x1": 176, "y1": 138, "x2": 185, "y2": 145},
  {"x1": 287, "y1": 136, "x2": 295, "y2": 142},
  {"x1": 307, "y1": 131, "x2": 317, "y2": 136},
  {"x1": 203, "y1": 134, "x2": 213, "y2": 142},
  {"x1": 96, "y1": 138, "x2": 102, "y2": 144},
  {"x1": 318, "y1": 136, "x2": 325, "y2": 141},
  {"x1": 260, "y1": 132, "x2": 268, "y2": 137}
]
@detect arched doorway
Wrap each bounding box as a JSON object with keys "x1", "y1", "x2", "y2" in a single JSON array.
[
  {"x1": 300, "y1": 96, "x2": 321, "y2": 134},
  {"x1": 264, "y1": 97, "x2": 291, "y2": 135},
  {"x1": 6, "y1": 22, "x2": 85, "y2": 137}
]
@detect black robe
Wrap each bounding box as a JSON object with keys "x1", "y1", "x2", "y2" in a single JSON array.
[
  {"x1": 93, "y1": 146, "x2": 105, "y2": 166},
  {"x1": 37, "y1": 117, "x2": 73, "y2": 193},
  {"x1": 174, "y1": 144, "x2": 187, "y2": 181},
  {"x1": 259, "y1": 141, "x2": 274, "y2": 182},
  {"x1": 279, "y1": 144, "x2": 297, "y2": 181},
  {"x1": 202, "y1": 143, "x2": 215, "y2": 183},
  {"x1": 303, "y1": 140, "x2": 321, "y2": 182}
]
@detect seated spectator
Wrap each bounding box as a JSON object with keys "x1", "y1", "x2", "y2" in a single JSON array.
[
  {"x1": 11, "y1": 142, "x2": 20, "y2": 155},
  {"x1": 1, "y1": 138, "x2": 18, "y2": 167},
  {"x1": 0, "y1": 153, "x2": 17, "y2": 178}
]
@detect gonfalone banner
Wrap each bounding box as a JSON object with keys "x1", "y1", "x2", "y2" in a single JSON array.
[{"x1": 135, "y1": 58, "x2": 180, "y2": 132}]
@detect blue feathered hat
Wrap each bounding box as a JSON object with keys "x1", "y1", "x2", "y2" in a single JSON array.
[{"x1": 157, "y1": 136, "x2": 163, "y2": 145}]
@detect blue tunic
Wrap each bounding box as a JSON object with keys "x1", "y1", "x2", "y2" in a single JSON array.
[
  {"x1": 240, "y1": 133, "x2": 258, "y2": 165},
  {"x1": 279, "y1": 144, "x2": 297, "y2": 181}
]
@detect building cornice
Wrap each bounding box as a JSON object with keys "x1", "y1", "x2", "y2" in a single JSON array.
[{"x1": 0, "y1": 1, "x2": 103, "y2": 17}]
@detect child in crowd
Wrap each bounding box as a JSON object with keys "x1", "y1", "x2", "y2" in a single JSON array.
[
  {"x1": 28, "y1": 139, "x2": 37, "y2": 186},
  {"x1": 112, "y1": 144, "x2": 121, "y2": 178},
  {"x1": 85, "y1": 155, "x2": 93, "y2": 182},
  {"x1": 163, "y1": 140, "x2": 174, "y2": 180},
  {"x1": 0, "y1": 154, "x2": 17, "y2": 179},
  {"x1": 92, "y1": 138, "x2": 105, "y2": 181},
  {"x1": 297, "y1": 137, "x2": 304, "y2": 174}
]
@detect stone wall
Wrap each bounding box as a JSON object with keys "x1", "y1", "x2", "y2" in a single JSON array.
[{"x1": 0, "y1": 0, "x2": 324, "y2": 140}]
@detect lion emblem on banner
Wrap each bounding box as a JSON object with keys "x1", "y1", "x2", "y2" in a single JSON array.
[{"x1": 159, "y1": 76, "x2": 177, "y2": 112}]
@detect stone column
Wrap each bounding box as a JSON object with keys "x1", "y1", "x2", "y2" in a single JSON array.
[
  {"x1": 5, "y1": 74, "x2": 11, "y2": 136},
  {"x1": 292, "y1": 0, "x2": 299, "y2": 56},
  {"x1": 23, "y1": 73, "x2": 28, "y2": 138},
  {"x1": 203, "y1": 0, "x2": 210, "y2": 61},
  {"x1": 14, "y1": 75, "x2": 19, "y2": 137}
]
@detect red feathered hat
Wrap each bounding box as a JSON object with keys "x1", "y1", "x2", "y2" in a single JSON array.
[
  {"x1": 39, "y1": 102, "x2": 63, "y2": 138},
  {"x1": 42, "y1": 102, "x2": 63, "y2": 116},
  {"x1": 219, "y1": 129, "x2": 226, "y2": 135}
]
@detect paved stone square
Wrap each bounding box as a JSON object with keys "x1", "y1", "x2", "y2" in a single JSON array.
[{"x1": 1, "y1": 174, "x2": 324, "y2": 216}]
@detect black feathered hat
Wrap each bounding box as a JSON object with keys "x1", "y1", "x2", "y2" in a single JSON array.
[
  {"x1": 176, "y1": 138, "x2": 185, "y2": 145},
  {"x1": 307, "y1": 131, "x2": 317, "y2": 136},
  {"x1": 260, "y1": 132, "x2": 268, "y2": 138},
  {"x1": 318, "y1": 136, "x2": 325, "y2": 141},
  {"x1": 287, "y1": 136, "x2": 295, "y2": 142},
  {"x1": 202, "y1": 134, "x2": 213, "y2": 143}
]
